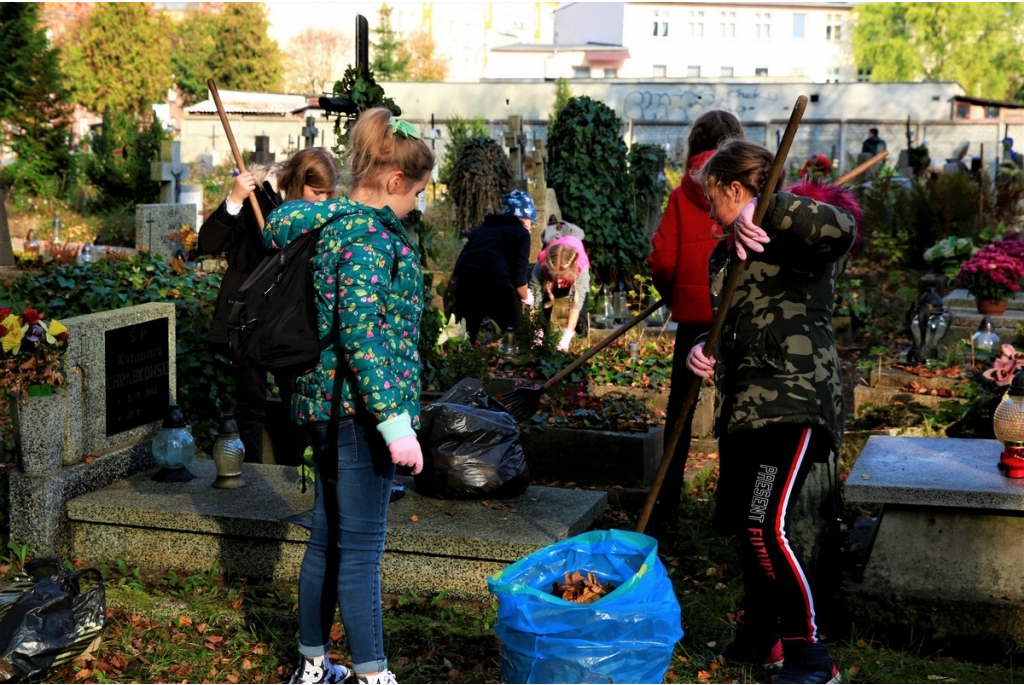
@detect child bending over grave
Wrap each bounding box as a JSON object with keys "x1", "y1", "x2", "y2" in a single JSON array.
[
  {"x1": 198, "y1": 148, "x2": 340, "y2": 464},
  {"x1": 528, "y1": 235, "x2": 591, "y2": 351}
]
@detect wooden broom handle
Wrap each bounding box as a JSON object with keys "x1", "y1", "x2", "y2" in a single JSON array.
[
  {"x1": 208, "y1": 78, "x2": 265, "y2": 230},
  {"x1": 836, "y1": 149, "x2": 889, "y2": 185},
  {"x1": 635, "y1": 95, "x2": 809, "y2": 534}
]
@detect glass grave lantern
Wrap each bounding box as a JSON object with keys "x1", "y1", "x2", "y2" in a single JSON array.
[
  {"x1": 993, "y1": 369, "x2": 1024, "y2": 478},
  {"x1": 151, "y1": 404, "x2": 196, "y2": 482},
  {"x1": 908, "y1": 288, "x2": 951, "y2": 364},
  {"x1": 212, "y1": 413, "x2": 246, "y2": 489},
  {"x1": 972, "y1": 316, "x2": 1000, "y2": 361}
]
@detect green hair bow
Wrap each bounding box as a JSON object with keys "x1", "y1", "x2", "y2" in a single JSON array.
[{"x1": 389, "y1": 117, "x2": 420, "y2": 139}]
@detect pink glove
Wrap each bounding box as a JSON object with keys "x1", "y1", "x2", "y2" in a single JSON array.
[
  {"x1": 685, "y1": 342, "x2": 716, "y2": 379},
  {"x1": 557, "y1": 329, "x2": 575, "y2": 352},
  {"x1": 388, "y1": 435, "x2": 423, "y2": 475},
  {"x1": 733, "y1": 198, "x2": 770, "y2": 261}
]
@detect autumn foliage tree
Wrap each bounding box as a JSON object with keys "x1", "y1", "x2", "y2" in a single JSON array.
[
  {"x1": 284, "y1": 27, "x2": 353, "y2": 94},
  {"x1": 402, "y1": 31, "x2": 450, "y2": 82},
  {"x1": 206, "y1": 3, "x2": 283, "y2": 93},
  {"x1": 851, "y1": 2, "x2": 1024, "y2": 100}
]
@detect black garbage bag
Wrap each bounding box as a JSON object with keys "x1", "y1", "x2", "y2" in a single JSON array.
[
  {"x1": 415, "y1": 378, "x2": 530, "y2": 499},
  {"x1": 0, "y1": 557, "x2": 108, "y2": 683}
]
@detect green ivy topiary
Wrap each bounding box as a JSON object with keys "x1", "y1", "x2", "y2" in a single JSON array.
[
  {"x1": 546, "y1": 96, "x2": 641, "y2": 283},
  {"x1": 448, "y1": 136, "x2": 513, "y2": 232}
]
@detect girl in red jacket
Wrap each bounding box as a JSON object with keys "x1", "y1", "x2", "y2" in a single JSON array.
[{"x1": 646, "y1": 110, "x2": 743, "y2": 536}]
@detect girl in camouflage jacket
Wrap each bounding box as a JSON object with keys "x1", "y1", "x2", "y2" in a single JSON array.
[
  {"x1": 687, "y1": 139, "x2": 861, "y2": 685},
  {"x1": 264, "y1": 109, "x2": 434, "y2": 685}
]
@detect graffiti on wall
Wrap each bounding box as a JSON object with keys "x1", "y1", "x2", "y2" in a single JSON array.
[{"x1": 622, "y1": 86, "x2": 780, "y2": 122}]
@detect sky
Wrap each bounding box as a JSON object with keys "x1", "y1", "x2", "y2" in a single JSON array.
[{"x1": 265, "y1": 2, "x2": 386, "y2": 47}]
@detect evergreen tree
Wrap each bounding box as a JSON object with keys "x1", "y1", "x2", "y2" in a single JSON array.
[
  {"x1": 61, "y1": 3, "x2": 172, "y2": 117},
  {"x1": 169, "y1": 8, "x2": 221, "y2": 105},
  {"x1": 0, "y1": 3, "x2": 73, "y2": 198},
  {"x1": 371, "y1": 4, "x2": 410, "y2": 80},
  {"x1": 207, "y1": 3, "x2": 283, "y2": 93}
]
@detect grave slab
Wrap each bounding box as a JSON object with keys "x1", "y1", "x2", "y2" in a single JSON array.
[
  {"x1": 136, "y1": 204, "x2": 198, "y2": 263},
  {"x1": 844, "y1": 436, "x2": 1024, "y2": 647},
  {"x1": 8, "y1": 303, "x2": 176, "y2": 556},
  {"x1": 66, "y1": 461, "x2": 607, "y2": 601}
]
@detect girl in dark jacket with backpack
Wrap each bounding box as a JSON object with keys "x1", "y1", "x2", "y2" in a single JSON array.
[
  {"x1": 687, "y1": 139, "x2": 861, "y2": 684},
  {"x1": 264, "y1": 109, "x2": 434, "y2": 685},
  {"x1": 198, "y1": 148, "x2": 340, "y2": 464}
]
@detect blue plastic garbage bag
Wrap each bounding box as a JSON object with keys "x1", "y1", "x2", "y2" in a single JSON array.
[{"x1": 487, "y1": 529, "x2": 683, "y2": 684}]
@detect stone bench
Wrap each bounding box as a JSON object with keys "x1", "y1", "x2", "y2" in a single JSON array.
[
  {"x1": 844, "y1": 436, "x2": 1024, "y2": 647},
  {"x1": 65, "y1": 461, "x2": 607, "y2": 602}
]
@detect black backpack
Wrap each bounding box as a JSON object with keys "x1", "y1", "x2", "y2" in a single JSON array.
[{"x1": 226, "y1": 229, "x2": 331, "y2": 374}]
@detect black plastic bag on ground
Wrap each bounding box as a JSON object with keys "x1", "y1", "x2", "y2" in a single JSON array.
[
  {"x1": 0, "y1": 557, "x2": 108, "y2": 683},
  {"x1": 415, "y1": 378, "x2": 530, "y2": 499}
]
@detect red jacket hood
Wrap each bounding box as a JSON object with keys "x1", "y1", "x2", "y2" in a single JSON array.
[
  {"x1": 786, "y1": 180, "x2": 865, "y2": 256},
  {"x1": 680, "y1": 150, "x2": 714, "y2": 212}
]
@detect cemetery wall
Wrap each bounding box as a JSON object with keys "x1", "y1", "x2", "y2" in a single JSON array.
[{"x1": 181, "y1": 81, "x2": 1019, "y2": 177}]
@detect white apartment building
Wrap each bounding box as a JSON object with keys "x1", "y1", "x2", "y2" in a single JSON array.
[{"x1": 484, "y1": 1, "x2": 855, "y2": 83}]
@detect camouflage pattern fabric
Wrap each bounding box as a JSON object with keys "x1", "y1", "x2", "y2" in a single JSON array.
[{"x1": 702, "y1": 190, "x2": 857, "y2": 452}]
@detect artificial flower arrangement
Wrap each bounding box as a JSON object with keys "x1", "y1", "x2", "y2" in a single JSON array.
[
  {"x1": 0, "y1": 306, "x2": 70, "y2": 399},
  {"x1": 955, "y1": 237, "x2": 1024, "y2": 302},
  {"x1": 984, "y1": 344, "x2": 1024, "y2": 386}
]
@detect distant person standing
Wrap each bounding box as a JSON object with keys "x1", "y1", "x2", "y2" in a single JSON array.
[{"x1": 862, "y1": 128, "x2": 887, "y2": 156}]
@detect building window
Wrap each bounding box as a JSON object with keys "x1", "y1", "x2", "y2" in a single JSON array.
[
  {"x1": 652, "y1": 9, "x2": 669, "y2": 37},
  {"x1": 604, "y1": 68, "x2": 617, "y2": 78},
  {"x1": 688, "y1": 10, "x2": 704, "y2": 38},
  {"x1": 793, "y1": 13, "x2": 805, "y2": 38},
  {"x1": 653, "y1": 64, "x2": 667, "y2": 78},
  {"x1": 572, "y1": 66, "x2": 590, "y2": 79},
  {"x1": 755, "y1": 67, "x2": 769, "y2": 77},
  {"x1": 827, "y1": 67, "x2": 841, "y2": 83},
  {"x1": 720, "y1": 11, "x2": 735, "y2": 38},
  {"x1": 987, "y1": 106, "x2": 1000, "y2": 119},
  {"x1": 826, "y1": 13, "x2": 842, "y2": 41},
  {"x1": 687, "y1": 65, "x2": 701, "y2": 77},
  {"x1": 721, "y1": 66, "x2": 734, "y2": 77},
  {"x1": 857, "y1": 68, "x2": 871, "y2": 82},
  {"x1": 955, "y1": 103, "x2": 970, "y2": 119},
  {"x1": 755, "y1": 12, "x2": 771, "y2": 39}
]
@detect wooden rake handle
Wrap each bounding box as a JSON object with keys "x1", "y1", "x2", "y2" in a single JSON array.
[
  {"x1": 544, "y1": 298, "x2": 665, "y2": 391},
  {"x1": 208, "y1": 78, "x2": 265, "y2": 230},
  {"x1": 635, "y1": 95, "x2": 809, "y2": 534}
]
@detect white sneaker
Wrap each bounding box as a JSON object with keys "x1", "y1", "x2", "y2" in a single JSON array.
[
  {"x1": 356, "y1": 670, "x2": 398, "y2": 684},
  {"x1": 290, "y1": 657, "x2": 326, "y2": 684}
]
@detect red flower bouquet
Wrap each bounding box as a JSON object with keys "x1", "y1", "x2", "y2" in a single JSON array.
[{"x1": 955, "y1": 239, "x2": 1024, "y2": 302}]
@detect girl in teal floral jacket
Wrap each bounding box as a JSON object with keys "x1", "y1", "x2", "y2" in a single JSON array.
[{"x1": 264, "y1": 108, "x2": 434, "y2": 685}]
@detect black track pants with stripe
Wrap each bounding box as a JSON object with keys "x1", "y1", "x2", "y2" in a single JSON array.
[{"x1": 715, "y1": 424, "x2": 824, "y2": 643}]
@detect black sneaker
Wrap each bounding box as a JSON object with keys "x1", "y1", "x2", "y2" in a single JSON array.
[
  {"x1": 775, "y1": 641, "x2": 841, "y2": 684},
  {"x1": 290, "y1": 656, "x2": 326, "y2": 684},
  {"x1": 715, "y1": 615, "x2": 784, "y2": 669}
]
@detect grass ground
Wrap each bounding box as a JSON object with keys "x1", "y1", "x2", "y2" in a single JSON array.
[{"x1": 2, "y1": 470, "x2": 1019, "y2": 685}]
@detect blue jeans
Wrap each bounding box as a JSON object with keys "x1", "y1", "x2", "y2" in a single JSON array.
[{"x1": 297, "y1": 415, "x2": 395, "y2": 674}]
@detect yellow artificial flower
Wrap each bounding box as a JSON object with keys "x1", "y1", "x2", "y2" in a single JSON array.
[
  {"x1": 1, "y1": 314, "x2": 19, "y2": 331},
  {"x1": 42, "y1": 319, "x2": 68, "y2": 345},
  {"x1": 2, "y1": 324, "x2": 25, "y2": 355}
]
